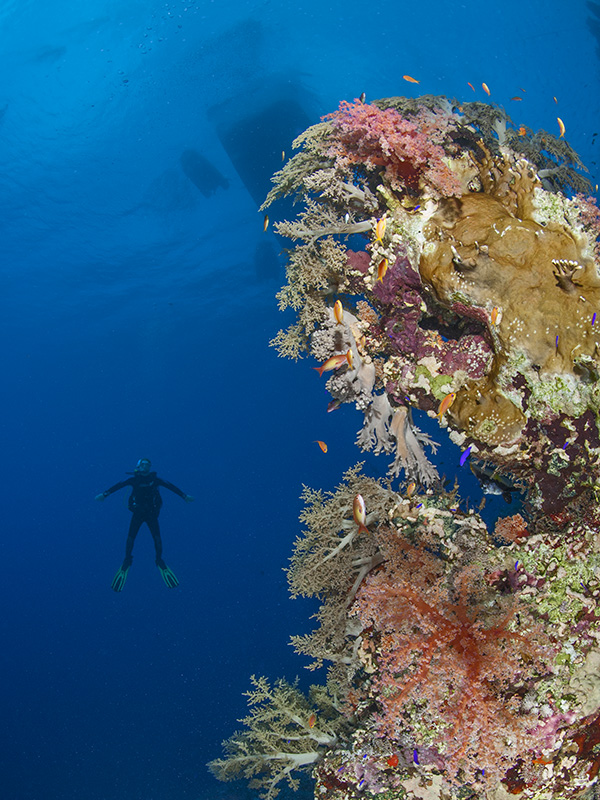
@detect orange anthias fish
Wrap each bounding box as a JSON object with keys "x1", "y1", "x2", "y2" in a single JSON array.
[
  {"x1": 374, "y1": 214, "x2": 387, "y2": 242},
  {"x1": 308, "y1": 713, "x2": 317, "y2": 728},
  {"x1": 491, "y1": 306, "x2": 500, "y2": 325},
  {"x1": 557, "y1": 117, "x2": 566, "y2": 137},
  {"x1": 406, "y1": 481, "x2": 417, "y2": 497},
  {"x1": 437, "y1": 391, "x2": 457, "y2": 418},
  {"x1": 518, "y1": 125, "x2": 527, "y2": 136},
  {"x1": 353, "y1": 493, "x2": 369, "y2": 535},
  {"x1": 510, "y1": 96, "x2": 522, "y2": 101},
  {"x1": 377, "y1": 257, "x2": 389, "y2": 282},
  {"x1": 403, "y1": 75, "x2": 419, "y2": 84},
  {"x1": 315, "y1": 440, "x2": 328, "y2": 453},
  {"x1": 467, "y1": 82, "x2": 475, "y2": 92},
  {"x1": 482, "y1": 82, "x2": 491, "y2": 96},
  {"x1": 263, "y1": 215, "x2": 269, "y2": 232},
  {"x1": 314, "y1": 351, "x2": 352, "y2": 377},
  {"x1": 387, "y1": 754, "x2": 399, "y2": 768},
  {"x1": 333, "y1": 299, "x2": 344, "y2": 325}
]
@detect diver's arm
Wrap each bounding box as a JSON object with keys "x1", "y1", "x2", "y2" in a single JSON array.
[
  {"x1": 157, "y1": 478, "x2": 194, "y2": 502},
  {"x1": 96, "y1": 478, "x2": 134, "y2": 500}
]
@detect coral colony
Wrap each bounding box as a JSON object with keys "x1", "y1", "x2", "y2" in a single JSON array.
[{"x1": 209, "y1": 96, "x2": 600, "y2": 799}]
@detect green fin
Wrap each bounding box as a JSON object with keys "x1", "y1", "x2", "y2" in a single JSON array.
[
  {"x1": 156, "y1": 559, "x2": 179, "y2": 588},
  {"x1": 111, "y1": 564, "x2": 131, "y2": 592}
]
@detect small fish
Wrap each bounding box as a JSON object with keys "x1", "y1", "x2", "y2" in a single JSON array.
[
  {"x1": 374, "y1": 214, "x2": 387, "y2": 242},
  {"x1": 344, "y1": 212, "x2": 350, "y2": 223},
  {"x1": 437, "y1": 391, "x2": 456, "y2": 418},
  {"x1": 353, "y1": 493, "x2": 369, "y2": 535},
  {"x1": 327, "y1": 399, "x2": 341, "y2": 413},
  {"x1": 592, "y1": 313, "x2": 597, "y2": 326},
  {"x1": 308, "y1": 713, "x2": 317, "y2": 728},
  {"x1": 510, "y1": 96, "x2": 522, "y2": 101},
  {"x1": 263, "y1": 215, "x2": 269, "y2": 232},
  {"x1": 403, "y1": 75, "x2": 419, "y2": 84},
  {"x1": 359, "y1": 92, "x2": 366, "y2": 104},
  {"x1": 555, "y1": 334, "x2": 559, "y2": 352},
  {"x1": 376, "y1": 257, "x2": 389, "y2": 282},
  {"x1": 519, "y1": 87, "x2": 526, "y2": 93},
  {"x1": 553, "y1": 96, "x2": 558, "y2": 104},
  {"x1": 314, "y1": 440, "x2": 328, "y2": 453},
  {"x1": 467, "y1": 82, "x2": 475, "y2": 92},
  {"x1": 281, "y1": 150, "x2": 285, "y2": 161},
  {"x1": 470, "y1": 462, "x2": 518, "y2": 503},
  {"x1": 406, "y1": 481, "x2": 416, "y2": 497},
  {"x1": 314, "y1": 351, "x2": 352, "y2": 377},
  {"x1": 459, "y1": 445, "x2": 472, "y2": 467},
  {"x1": 491, "y1": 306, "x2": 500, "y2": 325},
  {"x1": 557, "y1": 117, "x2": 566, "y2": 137},
  {"x1": 387, "y1": 754, "x2": 399, "y2": 768},
  {"x1": 482, "y1": 82, "x2": 491, "y2": 96},
  {"x1": 333, "y1": 300, "x2": 344, "y2": 325},
  {"x1": 413, "y1": 749, "x2": 419, "y2": 765},
  {"x1": 518, "y1": 125, "x2": 527, "y2": 136}
]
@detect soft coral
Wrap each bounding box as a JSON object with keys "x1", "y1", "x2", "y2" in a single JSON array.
[
  {"x1": 352, "y1": 531, "x2": 555, "y2": 787},
  {"x1": 324, "y1": 100, "x2": 463, "y2": 198}
]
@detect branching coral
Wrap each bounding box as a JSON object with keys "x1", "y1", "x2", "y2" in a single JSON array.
[
  {"x1": 208, "y1": 676, "x2": 341, "y2": 799},
  {"x1": 357, "y1": 396, "x2": 440, "y2": 484},
  {"x1": 286, "y1": 465, "x2": 392, "y2": 670}
]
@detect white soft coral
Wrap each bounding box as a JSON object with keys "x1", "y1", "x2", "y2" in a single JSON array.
[{"x1": 357, "y1": 393, "x2": 439, "y2": 485}]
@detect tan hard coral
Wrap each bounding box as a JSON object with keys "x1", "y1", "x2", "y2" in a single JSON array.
[{"x1": 420, "y1": 184, "x2": 600, "y2": 444}]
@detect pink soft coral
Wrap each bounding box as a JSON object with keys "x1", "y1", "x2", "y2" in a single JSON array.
[
  {"x1": 324, "y1": 100, "x2": 462, "y2": 198},
  {"x1": 352, "y1": 532, "x2": 554, "y2": 787}
]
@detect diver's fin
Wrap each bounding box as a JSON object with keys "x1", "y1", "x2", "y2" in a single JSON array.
[
  {"x1": 111, "y1": 563, "x2": 131, "y2": 592},
  {"x1": 156, "y1": 558, "x2": 179, "y2": 588}
]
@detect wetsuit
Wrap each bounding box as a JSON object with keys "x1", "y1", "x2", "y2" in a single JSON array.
[{"x1": 101, "y1": 471, "x2": 187, "y2": 562}]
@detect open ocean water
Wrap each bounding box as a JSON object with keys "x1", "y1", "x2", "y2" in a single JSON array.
[{"x1": 0, "y1": 1, "x2": 598, "y2": 798}]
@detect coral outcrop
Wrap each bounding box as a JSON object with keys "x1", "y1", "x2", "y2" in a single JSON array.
[
  {"x1": 264, "y1": 94, "x2": 600, "y2": 509},
  {"x1": 210, "y1": 94, "x2": 600, "y2": 800}
]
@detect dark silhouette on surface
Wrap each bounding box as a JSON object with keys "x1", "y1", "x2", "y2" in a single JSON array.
[
  {"x1": 180, "y1": 149, "x2": 229, "y2": 197},
  {"x1": 96, "y1": 458, "x2": 194, "y2": 591}
]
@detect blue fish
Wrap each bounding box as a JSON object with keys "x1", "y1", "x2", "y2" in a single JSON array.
[{"x1": 459, "y1": 445, "x2": 472, "y2": 466}]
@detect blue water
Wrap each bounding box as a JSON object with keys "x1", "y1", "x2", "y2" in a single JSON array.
[{"x1": 0, "y1": 1, "x2": 598, "y2": 798}]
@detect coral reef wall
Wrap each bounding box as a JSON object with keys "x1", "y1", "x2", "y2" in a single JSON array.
[{"x1": 210, "y1": 95, "x2": 600, "y2": 800}]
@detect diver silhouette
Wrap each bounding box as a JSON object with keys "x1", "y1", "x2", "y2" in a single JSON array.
[{"x1": 95, "y1": 458, "x2": 194, "y2": 592}]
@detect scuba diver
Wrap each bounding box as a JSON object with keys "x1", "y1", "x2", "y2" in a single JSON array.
[{"x1": 95, "y1": 458, "x2": 194, "y2": 592}]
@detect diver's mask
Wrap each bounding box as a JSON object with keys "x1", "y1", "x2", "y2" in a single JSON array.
[{"x1": 135, "y1": 458, "x2": 152, "y2": 474}]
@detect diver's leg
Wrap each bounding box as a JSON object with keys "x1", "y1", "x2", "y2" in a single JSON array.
[
  {"x1": 124, "y1": 513, "x2": 143, "y2": 566},
  {"x1": 147, "y1": 515, "x2": 163, "y2": 563},
  {"x1": 149, "y1": 516, "x2": 179, "y2": 587}
]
